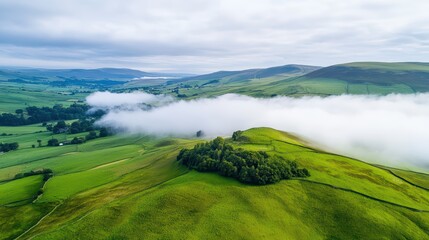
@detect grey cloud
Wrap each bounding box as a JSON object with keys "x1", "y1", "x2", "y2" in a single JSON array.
[{"x1": 0, "y1": 0, "x2": 429, "y2": 72}]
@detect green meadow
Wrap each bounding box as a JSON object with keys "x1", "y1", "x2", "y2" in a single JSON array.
[
  {"x1": 0, "y1": 81, "x2": 88, "y2": 113},
  {"x1": 1, "y1": 125, "x2": 428, "y2": 239}
]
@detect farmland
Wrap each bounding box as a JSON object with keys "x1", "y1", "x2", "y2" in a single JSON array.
[{"x1": 1, "y1": 123, "x2": 429, "y2": 239}]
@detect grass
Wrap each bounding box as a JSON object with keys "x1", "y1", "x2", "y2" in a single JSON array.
[
  {"x1": 0, "y1": 82, "x2": 89, "y2": 113},
  {"x1": 388, "y1": 168, "x2": 429, "y2": 190},
  {"x1": 28, "y1": 172, "x2": 429, "y2": 240},
  {"x1": 0, "y1": 175, "x2": 44, "y2": 205},
  {"x1": 0, "y1": 126, "x2": 428, "y2": 239}
]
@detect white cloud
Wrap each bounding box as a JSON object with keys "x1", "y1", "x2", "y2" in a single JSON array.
[
  {"x1": 90, "y1": 92, "x2": 429, "y2": 169},
  {"x1": 86, "y1": 91, "x2": 173, "y2": 109}
]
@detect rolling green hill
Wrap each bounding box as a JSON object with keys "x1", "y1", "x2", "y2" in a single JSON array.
[
  {"x1": 297, "y1": 62, "x2": 429, "y2": 93},
  {"x1": 160, "y1": 62, "x2": 429, "y2": 97},
  {"x1": 1, "y1": 126, "x2": 429, "y2": 239},
  {"x1": 3, "y1": 62, "x2": 429, "y2": 99},
  {"x1": 157, "y1": 64, "x2": 321, "y2": 98},
  {"x1": 173, "y1": 64, "x2": 320, "y2": 85}
]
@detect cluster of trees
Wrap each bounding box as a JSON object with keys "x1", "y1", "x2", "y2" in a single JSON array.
[
  {"x1": 47, "y1": 138, "x2": 60, "y2": 146},
  {"x1": 47, "y1": 129, "x2": 110, "y2": 147},
  {"x1": 46, "y1": 119, "x2": 95, "y2": 134},
  {"x1": 0, "y1": 104, "x2": 91, "y2": 126},
  {"x1": 14, "y1": 168, "x2": 53, "y2": 181},
  {"x1": 0, "y1": 142, "x2": 19, "y2": 152},
  {"x1": 177, "y1": 137, "x2": 310, "y2": 185}
]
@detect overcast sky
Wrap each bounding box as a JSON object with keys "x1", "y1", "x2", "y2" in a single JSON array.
[{"x1": 1, "y1": 0, "x2": 428, "y2": 73}]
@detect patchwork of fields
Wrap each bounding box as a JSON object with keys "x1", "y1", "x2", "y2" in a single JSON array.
[{"x1": 1, "y1": 125, "x2": 429, "y2": 239}]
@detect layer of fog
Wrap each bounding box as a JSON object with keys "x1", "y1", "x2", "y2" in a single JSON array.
[
  {"x1": 87, "y1": 92, "x2": 429, "y2": 168},
  {"x1": 86, "y1": 91, "x2": 173, "y2": 110}
]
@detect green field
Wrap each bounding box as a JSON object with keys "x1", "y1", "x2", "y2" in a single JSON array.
[
  {"x1": 1, "y1": 125, "x2": 429, "y2": 239},
  {"x1": 1, "y1": 63, "x2": 429, "y2": 239},
  {"x1": 0, "y1": 82, "x2": 89, "y2": 113},
  {"x1": 0, "y1": 175, "x2": 44, "y2": 206}
]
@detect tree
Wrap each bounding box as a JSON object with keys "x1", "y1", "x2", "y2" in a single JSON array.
[
  {"x1": 99, "y1": 128, "x2": 109, "y2": 137},
  {"x1": 86, "y1": 131, "x2": 97, "y2": 140},
  {"x1": 47, "y1": 138, "x2": 59, "y2": 146},
  {"x1": 37, "y1": 139, "x2": 42, "y2": 147},
  {"x1": 196, "y1": 130, "x2": 204, "y2": 138},
  {"x1": 53, "y1": 121, "x2": 68, "y2": 134},
  {"x1": 70, "y1": 121, "x2": 81, "y2": 134},
  {"x1": 219, "y1": 161, "x2": 237, "y2": 177},
  {"x1": 71, "y1": 137, "x2": 85, "y2": 144},
  {"x1": 0, "y1": 142, "x2": 19, "y2": 152},
  {"x1": 32, "y1": 144, "x2": 36, "y2": 148},
  {"x1": 15, "y1": 109, "x2": 24, "y2": 116},
  {"x1": 232, "y1": 130, "x2": 243, "y2": 141}
]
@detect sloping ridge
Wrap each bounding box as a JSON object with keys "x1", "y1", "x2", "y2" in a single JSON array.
[
  {"x1": 174, "y1": 64, "x2": 320, "y2": 84},
  {"x1": 7, "y1": 127, "x2": 429, "y2": 239},
  {"x1": 301, "y1": 62, "x2": 429, "y2": 91}
]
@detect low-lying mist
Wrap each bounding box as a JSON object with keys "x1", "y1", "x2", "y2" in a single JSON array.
[
  {"x1": 87, "y1": 91, "x2": 429, "y2": 169},
  {"x1": 86, "y1": 91, "x2": 173, "y2": 110}
]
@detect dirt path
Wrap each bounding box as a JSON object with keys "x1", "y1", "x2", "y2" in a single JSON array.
[
  {"x1": 90, "y1": 158, "x2": 129, "y2": 170},
  {"x1": 14, "y1": 203, "x2": 62, "y2": 240}
]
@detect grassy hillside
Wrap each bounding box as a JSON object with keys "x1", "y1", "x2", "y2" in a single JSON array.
[
  {"x1": 0, "y1": 82, "x2": 89, "y2": 113},
  {"x1": 174, "y1": 64, "x2": 319, "y2": 84},
  {"x1": 293, "y1": 62, "x2": 429, "y2": 94},
  {"x1": 1, "y1": 126, "x2": 429, "y2": 239},
  {"x1": 157, "y1": 62, "x2": 429, "y2": 97},
  {"x1": 159, "y1": 65, "x2": 321, "y2": 98},
  {"x1": 3, "y1": 62, "x2": 429, "y2": 99}
]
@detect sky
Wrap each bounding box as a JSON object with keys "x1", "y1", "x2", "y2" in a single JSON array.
[{"x1": 1, "y1": 0, "x2": 429, "y2": 73}]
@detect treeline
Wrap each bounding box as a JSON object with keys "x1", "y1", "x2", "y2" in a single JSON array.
[
  {"x1": 45, "y1": 129, "x2": 108, "y2": 147},
  {"x1": 0, "y1": 142, "x2": 19, "y2": 152},
  {"x1": 44, "y1": 120, "x2": 110, "y2": 147},
  {"x1": 177, "y1": 137, "x2": 309, "y2": 185},
  {"x1": 46, "y1": 119, "x2": 95, "y2": 134},
  {"x1": 0, "y1": 104, "x2": 100, "y2": 126},
  {"x1": 14, "y1": 168, "x2": 53, "y2": 181},
  {"x1": 46, "y1": 119, "x2": 110, "y2": 137}
]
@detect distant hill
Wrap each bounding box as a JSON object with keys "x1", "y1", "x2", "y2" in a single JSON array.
[
  {"x1": 3, "y1": 62, "x2": 429, "y2": 96},
  {"x1": 299, "y1": 62, "x2": 429, "y2": 93},
  {"x1": 0, "y1": 67, "x2": 192, "y2": 82},
  {"x1": 173, "y1": 64, "x2": 320, "y2": 85},
  {"x1": 163, "y1": 62, "x2": 429, "y2": 97}
]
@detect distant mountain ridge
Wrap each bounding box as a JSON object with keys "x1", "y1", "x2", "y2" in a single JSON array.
[{"x1": 0, "y1": 67, "x2": 193, "y2": 82}]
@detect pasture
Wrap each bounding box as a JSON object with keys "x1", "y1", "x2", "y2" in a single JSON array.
[{"x1": 1, "y1": 126, "x2": 428, "y2": 239}]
